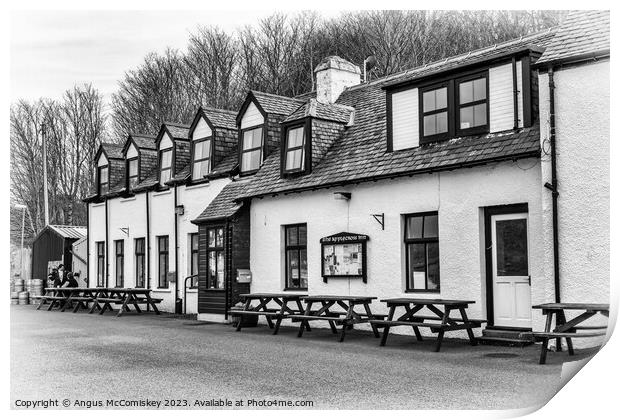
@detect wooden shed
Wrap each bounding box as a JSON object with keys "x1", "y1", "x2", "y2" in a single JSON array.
[{"x1": 31, "y1": 225, "x2": 87, "y2": 281}]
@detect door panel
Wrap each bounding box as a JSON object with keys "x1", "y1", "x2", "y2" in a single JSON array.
[{"x1": 491, "y1": 213, "x2": 532, "y2": 328}]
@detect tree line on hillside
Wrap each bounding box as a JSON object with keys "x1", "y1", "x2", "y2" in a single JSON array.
[
  {"x1": 10, "y1": 10, "x2": 565, "y2": 245},
  {"x1": 111, "y1": 10, "x2": 564, "y2": 138}
]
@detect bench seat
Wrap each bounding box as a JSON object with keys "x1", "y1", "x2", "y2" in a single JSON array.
[
  {"x1": 529, "y1": 331, "x2": 606, "y2": 339},
  {"x1": 404, "y1": 315, "x2": 487, "y2": 324},
  {"x1": 229, "y1": 310, "x2": 292, "y2": 317}
]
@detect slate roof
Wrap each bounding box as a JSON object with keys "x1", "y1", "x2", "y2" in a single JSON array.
[
  {"x1": 210, "y1": 150, "x2": 239, "y2": 178},
  {"x1": 237, "y1": 82, "x2": 541, "y2": 201},
  {"x1": 192, "y1": 178, "x2": 253, "y2": 222},
  {"x1": 283, "y1": 99, "x2": 354, "y2": 125},
  {"x1": 133, "y1": 170, "x2": 159, "y2": 192},
  {"x1": 537, "y1": 10, "x2": 610, "y2": 65},
  {"x1": 252, "y1": 91, "x2": 305, "y2": 116},
  {"x1": 165, "y1": 122, "x2": 191, "y2": 140},
  {"x1": 131, "y1": 134, "x2": 157, "y2": 149},
  {"x1": 47, "y1": 225, "x2": 87, "y2": 240},
  {"x1": 202, "y1": 107, "x2": 237, "y2": 130},
  {"x1": 382, "y1": 28, "x2": 557, "y2": 88},
  {"x1": 101, "y1": 143, "x2": 124, "y2": 159}
]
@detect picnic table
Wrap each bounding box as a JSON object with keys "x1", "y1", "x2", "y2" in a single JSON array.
[
  {"x1": 89, "y1": 288, "x2": 161, "y2": 317},
  {"x1": 370, "y1": 298, "x2": 486, "y2": 352},
  {"x1": 230, "y1": 293, "x2": 308, "y2": 335},
  {"x1": 527, "y1": 303, "x2": 609, "y2": 364},
  {"x1": 291, "y1": 295, "x2": 383, "y2": 342}
]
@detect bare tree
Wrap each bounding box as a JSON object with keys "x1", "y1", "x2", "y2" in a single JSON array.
[{"x1": 10, "y1": 84, "x2": 107, "y2": 245}]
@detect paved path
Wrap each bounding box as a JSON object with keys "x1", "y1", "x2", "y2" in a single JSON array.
[{"x1": 10, "y1": 305, "x2": 593, "y2": 409}]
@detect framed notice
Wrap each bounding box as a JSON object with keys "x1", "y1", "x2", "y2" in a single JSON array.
[{"x1": 320, "y1": 232, "x2": 368, "y2": 283}]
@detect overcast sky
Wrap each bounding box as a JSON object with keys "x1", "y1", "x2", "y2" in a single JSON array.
[{"x1": 10, "y1": 10, "x2": 341, "y2": 106}]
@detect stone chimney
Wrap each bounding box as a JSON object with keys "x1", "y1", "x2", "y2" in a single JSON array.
[{"x1": 314, "y1": 56, "x2": 361, "y2": 104}]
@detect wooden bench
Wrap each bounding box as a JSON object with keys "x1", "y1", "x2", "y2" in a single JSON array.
[
  {"x1": 370, "y1": 319, "x2": 484, "y2": 333},
  {"x1": 527, "y1": 330, "x2": 607, "y2": 364}
]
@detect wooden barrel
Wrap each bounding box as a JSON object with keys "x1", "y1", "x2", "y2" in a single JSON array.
[
  {"x1": 30, "y1": 279, "x2": 44, "y2": 303},
  {"x1": 13, "y1": 279, "x2": 24, "y2": 293},
  {"x1": 18, "y1": 291, "x2": 29, "y2": 305},
  {"x1": 10, "y1": 291, "x2": 19, "y2": 304}
]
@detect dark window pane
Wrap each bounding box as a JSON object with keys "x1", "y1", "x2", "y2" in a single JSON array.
[
  {"x1": 241, "y1": 149, "x2": 261, "y2": 172},
  {"x1": 298, "y1": 225, "x2": 307, "y2": 246},
  {"x1": 423, "y1": 112, "x2": 448, "y2": 136},
  {"x1": 299, "y1": 249, "x2": 308, "y2": 289},
  {"x1": 460, "y1": 104, "x2": 487, "y2": 129},
  {"x1": 406, "y1": 216, "x2": 423, "y2": 239},
  {"x1": 408, "y1": 243, "x2": 426, "y2": 290},
  {"x1": 423, "y1": 214, "x2": 438, "y2": 238},
  {"x1": 423, "y1": 87, "x2": 447, "y2": 112},
  {"x1": 216, "y1": 228, "x2": 224, "y2": 247},
  {"x1": 426, "y1": 242, "x2": 440, "y2": 290},
  {"x1": 287, "y1": 250, "x2": 300, "y2": 288},
  {"x1": 496, "y1": 218, "x2": 529, "y2": 276},
  {"x1": 286, "y1": 226, "x2": 298, "y2": 246}
]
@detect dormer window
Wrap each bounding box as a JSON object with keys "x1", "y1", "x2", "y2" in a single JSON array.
[
  {"x1": 421, "y1": 84, "x2": 449, "y2": 141},
  {"x1": 419, "y1": 71, "x2": 489, "y2": 144},
  {"x1": 283, "y1": 125, "x2": 306, "y2": 173},
  {"x1": 98, "y1": 166, "x2": 109, "y2": 195},
  {"x1": 456, "y1": 75, "x2": 488, "y2": 135},
  {"x1": 159, "y1": 148, "x2": 172, "y2": 185},
  {"x1": 127, "y1": 158, "x2": 138, "y2": 190},
  {"x1": 192, "y1": 137, "x2": 212, "y2": 181},
  {"x1": 240, "y1": 126, "x2": 263, "y2": 174}
]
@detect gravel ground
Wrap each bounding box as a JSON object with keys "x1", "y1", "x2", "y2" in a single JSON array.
[{"x1": 10, "y1": 305, "x2": 597, "y2": 410}]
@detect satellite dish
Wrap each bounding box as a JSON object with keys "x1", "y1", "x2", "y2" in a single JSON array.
[{"x1": 364, "y1": 55, "x2": 377, "y2": 71}]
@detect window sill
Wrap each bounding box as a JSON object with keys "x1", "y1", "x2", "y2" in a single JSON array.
[
  {"x1": 153, "y1": 289, "x2": 171, "y2": 293},
  {"x1": 405, "y1": 289, "x2": 441, "y2": 294},
  {"x1": 153, "y1": 189, "x2": 171, "y2": 197},
  {"x1": 120, "y1": 196, "x2": 137, "y2": 203},
  {"x1": 185, "y1": 181, "x2": 210, "y2": 191},
  {"x1": 283, "y1": 288, "x2": 308, "y2": 292}
]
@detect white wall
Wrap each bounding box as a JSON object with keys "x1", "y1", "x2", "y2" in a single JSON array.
[
  {"x1": 126, "y1": 143, "x2": 138, "y2": 159},
  {"x1": 538, "y1": 61, "x2": 610, "y2": 345},
  {"x1": 108, "y1": 194, "x2": 147, "y2": 289},
  {"x1": 249, "y1": 160, "x2": 550, "y2": 339},
  {"x1": 87, "y1": 202, "x2": 106, "y2": 286},
  {"x1": 241, "y1": 102, "x2": 264, "y2": 129},
  {"x1": 160, "y1": 132, "x2": 173, "y2": 150},
  {"x1": 391, "y1": 88, "x2": 419, "y2": 150},
  {"x1": 97, "y1": 153, "x2": 108, "y2": 167},
  {"x1": 193, "y1": 116, "x2": 212, "y2": 139}
]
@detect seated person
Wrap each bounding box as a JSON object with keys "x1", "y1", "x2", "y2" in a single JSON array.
[{"x1": 61, "y1": 271, "x2": 79, "y2": 288}]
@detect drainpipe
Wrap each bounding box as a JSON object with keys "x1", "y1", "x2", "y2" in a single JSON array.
[
  {"x1": 146, "y1": 191, "x2": 151, "y2": 289},
  {"x1": 173, "y1": 184, "x2": 180, "y2": 312},
  {"x1": 105, "y1": 199, "x2": 109, "y2": 288},
  {"x1": 544, "y1": 66, "x2": 561, "y2": 303},
  {"x1": 512, "y1": 57, "x2": 519, "y2": 129},
  {"x1": 86, "y1": 203, "x2": 90, "y2": 287}
]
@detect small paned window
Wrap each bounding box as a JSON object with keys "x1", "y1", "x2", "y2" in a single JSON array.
[
  {"x1": 240, "y1": 127, "x2": 264, "y2": 173},
  {"x1": 192, "y1": 138, "x2": 211, "y2": 181},
  {"x1": 284, "y1": 126, "x2": 306, "y2": 173},
  {"x1": 285, "y1": 224, "x2": 308, "y2": 289},
  {"x1": 127, "y1": 158, "x2": 138, "y2": 190},
  {"x1": 404, "y1": 213, "x2": 440, "y2": 292},
  {"x1": 98, "y1": 166, "x2": 109, "y2": 195},
  {"x1": 159, "y1": 149, "x2": 173, "y2": 185}
]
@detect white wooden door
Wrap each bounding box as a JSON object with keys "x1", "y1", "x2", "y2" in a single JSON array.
[{"x1": 491, "y1": 213, "x2": 532, "y2": 328}]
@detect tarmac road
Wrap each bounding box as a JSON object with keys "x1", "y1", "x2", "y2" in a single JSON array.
[{"x1": 10, "y1": 305, "x2": 595, "y2": 410}]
